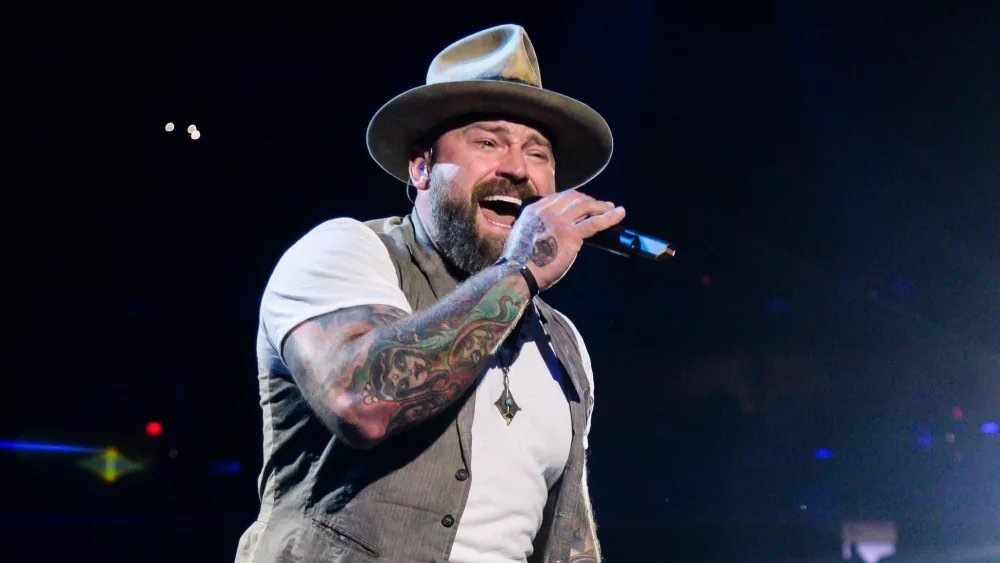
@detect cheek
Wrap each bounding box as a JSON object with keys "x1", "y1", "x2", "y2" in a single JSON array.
[
  {"x1": 431, "y1": 163, "x2": 476, "y2": 201},
  {"x1": 529, "y1": 166, "x2": 557, "y2": 195},
  {"x1": 431, "y1": 162, "x2": 461, "y2": 184}
]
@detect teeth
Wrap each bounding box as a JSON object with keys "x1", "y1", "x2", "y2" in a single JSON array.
[{"x1": 482, "y1": 195, "x2": 522, "y2": 207}]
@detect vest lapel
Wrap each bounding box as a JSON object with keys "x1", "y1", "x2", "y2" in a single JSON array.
[
  {"x1": 404, "y1": 210, "x2": 476, "y2": 468},
  {"x1": 533, "y1": 300, "x2": 586, "y2": 407},
  {"x1": 528, "y1": 298, "x2": 590, "y2": 562}
]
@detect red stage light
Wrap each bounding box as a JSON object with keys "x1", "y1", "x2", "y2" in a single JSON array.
[
  {"x1": 146, "y1": 421, "x2": 163, "y2": 437},
  {"x1": 952, "y1": 406, "x2": 963, "y2": 421}
]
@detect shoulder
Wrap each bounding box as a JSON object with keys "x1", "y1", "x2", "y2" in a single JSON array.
[
  {"x1": 362, "y1": 215, "x2": 406, "y2": 237},
  {"x1": 262, "y1": 216, "x2": 404, "y2": 299},
  {"x1": 272, "y1": 217, "x2": 394, "y2": 270},
  {"x1": 258, "y1": 217, "x2": 413, "y2": 362},
  {"x1": 286, "y1": 217, "x2": 386, "y2": 253}
]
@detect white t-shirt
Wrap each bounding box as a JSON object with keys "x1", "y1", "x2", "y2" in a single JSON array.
[{"x1": 257, "y1": 217, "x2": 595, "y2": 562}]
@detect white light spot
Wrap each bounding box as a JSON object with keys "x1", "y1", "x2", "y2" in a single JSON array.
[
  {"x1": 187, "y1": 124, "x2": 198, "y2": 134},
  {"x1": 800, "y1": 504, "x2": 807, "y2": 510},
  {"x1": 165, "y1": 122, "x2": 175, "y2": 132},
  {"x1": 945, "y1": 432, "x2": 955, "y2": 443},
  {"x1": 190, "y1": 130, "x2": 201, "y2": 140}
]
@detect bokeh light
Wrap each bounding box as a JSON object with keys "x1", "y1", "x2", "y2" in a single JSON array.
[
  {"x1": 814, "y1": 448, "x2": 834, "y2": 459},
  {"x1": 78, "y1": 447, "x2": 142, "y2": 483}
]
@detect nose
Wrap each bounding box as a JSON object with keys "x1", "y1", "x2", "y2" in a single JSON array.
[{"x1": 495, "y1": 148, "x2": 528, "y2": 184}]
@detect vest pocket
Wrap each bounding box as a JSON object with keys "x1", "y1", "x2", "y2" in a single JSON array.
[{"x1": 307, "y1": 515, "x2": 382, "y2": 560}]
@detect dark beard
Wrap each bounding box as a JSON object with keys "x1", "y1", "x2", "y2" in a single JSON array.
[
  {"x1": 428, "y1": 190, "x2": 503, "y2": 275},
  {"x1": 427, "y1": 177, "x2": 534, "y2": 275}
]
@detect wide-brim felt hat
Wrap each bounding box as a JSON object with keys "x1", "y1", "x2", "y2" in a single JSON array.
[{"x1": 366, "y1": 24, "x2": 613, "y2": 191}]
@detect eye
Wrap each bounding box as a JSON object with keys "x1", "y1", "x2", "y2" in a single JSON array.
[
  {"x1": 528, "y1": 151, "x2": 550, "y2": 161},
  {"x1": 476, "y1": 139, "x2": 497, "y2": 148}
]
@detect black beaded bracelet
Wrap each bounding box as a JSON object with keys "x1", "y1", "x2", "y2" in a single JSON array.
[{"x1": 495, "y1": 257, "x2": 539, "y2": 298}]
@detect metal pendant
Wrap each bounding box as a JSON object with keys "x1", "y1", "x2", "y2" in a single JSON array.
[
  {"x1": 495, "y1": 337, "x2": 521, "y2": 425},
  {"x1": 494, "y1": 386, "x2": 521, "y2": 425}
]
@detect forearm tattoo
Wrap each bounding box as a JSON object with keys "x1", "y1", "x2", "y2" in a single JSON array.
[{"x1": 283, "y1": 264, "x2": 530, "y2": 443}]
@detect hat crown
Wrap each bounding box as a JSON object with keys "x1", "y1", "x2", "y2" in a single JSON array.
[
  {"x1": 426, "y1": 24, "x2": 542, "y2": 88},
  {"x1": 367, "y1": 24, "x2": 612, "y2": 191}
]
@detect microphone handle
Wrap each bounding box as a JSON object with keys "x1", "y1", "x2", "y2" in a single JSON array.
[{"x1": 584, "y1": 224, "x2": 677, "y2": 260}]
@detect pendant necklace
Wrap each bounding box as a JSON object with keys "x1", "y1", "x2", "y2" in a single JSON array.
[{"x1": 493, "y1": 338, "x2": 521, "y2": 425}]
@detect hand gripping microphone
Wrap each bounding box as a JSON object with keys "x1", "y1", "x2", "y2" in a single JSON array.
[{"x1": 518, "y1": 195, "x2": 676, "y2": 260}]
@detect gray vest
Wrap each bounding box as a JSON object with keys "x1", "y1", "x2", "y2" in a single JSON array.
[{"x1": 237, "y1": 211, "x2": 591, "y2": 563}]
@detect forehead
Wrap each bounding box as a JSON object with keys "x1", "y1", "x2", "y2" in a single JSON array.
[
  {"x1": 423, "y1": 113, "x2": 555, "y2": 149},
  {"x1": 451, "y1": 120, "x2": 551, "y2": 145}
]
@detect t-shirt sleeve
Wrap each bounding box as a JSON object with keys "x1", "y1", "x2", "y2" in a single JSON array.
[{"x1": 259, "y1": 218, "x2": 413, "y2": 368}]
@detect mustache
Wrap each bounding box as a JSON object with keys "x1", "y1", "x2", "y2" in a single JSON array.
[{"x1": 471, "y1": 178, "x2": 536, "y2": 203}]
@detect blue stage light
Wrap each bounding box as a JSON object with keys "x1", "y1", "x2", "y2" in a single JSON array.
[
  {"x1": 0, "y1": 441, "x2": 100, "y2": 453},
  {"x1": 211, "y1": 460, "x2": 241, "y2": 474}
]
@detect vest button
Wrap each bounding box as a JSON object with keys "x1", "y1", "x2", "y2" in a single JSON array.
[
  {"x1": 441, "y1": 514, "x2": 455, "y2": 527},
  {"x1": 455, "y1": 468, "x2": 469, "y2": 481}
]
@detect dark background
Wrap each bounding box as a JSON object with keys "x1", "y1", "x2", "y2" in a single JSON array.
[{"x1": 6, "y1": 1, "x2": 999, "y2": 561}]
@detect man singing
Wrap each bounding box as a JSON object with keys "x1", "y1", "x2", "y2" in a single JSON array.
[{"x1": 236, "y1": 24, "x2": 622, "y2": 563}]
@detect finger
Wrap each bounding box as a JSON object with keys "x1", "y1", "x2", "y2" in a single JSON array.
[
  {"x1": 527, "y1": 189, "x2": 578, "y2": 213},
  {"x1": 542, "y1": 188, "x2": 595, "y2": 213},
  {"x1": 572, "y1": 206, "x2": 626, "y2": 238},
  {"x1": 560, "y1": 196, "x2": 616, "y2": 223},
  {"x1": 531, "y1": 189, "x2": 603, "y2": 220}
]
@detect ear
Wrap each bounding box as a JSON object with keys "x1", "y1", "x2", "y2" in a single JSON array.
[{"x1": 408, "y1": 148, "x2": 433, "y2": 190}]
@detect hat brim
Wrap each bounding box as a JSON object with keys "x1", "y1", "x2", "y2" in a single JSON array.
[{"x1": 366, "y1": 80, "x2": 613, "y2": 191}]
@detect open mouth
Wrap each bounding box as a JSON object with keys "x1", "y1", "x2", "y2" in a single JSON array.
[{"x1": 478, "y1": 195, "x2": 523, "y2": 230}]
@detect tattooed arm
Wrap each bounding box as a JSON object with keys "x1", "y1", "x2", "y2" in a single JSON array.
[
  {"x1": 570, "y1": 464, "x2": 601, "y2": 562},
  {"x1": 282, "y1": 262, "x2": 531, "y2": 449},
  {"x1": 277, "y1": 191, "x2": 620, "y2": 449}
]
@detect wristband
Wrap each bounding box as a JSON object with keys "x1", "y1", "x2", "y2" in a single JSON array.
[{"x1": 495, "y1": 257, "x2": 539, "y2": 298}]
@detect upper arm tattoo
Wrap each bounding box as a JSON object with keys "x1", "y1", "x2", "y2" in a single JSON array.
[{"x1": 282, "y1": 304, "x2": 409, "y2": 439}]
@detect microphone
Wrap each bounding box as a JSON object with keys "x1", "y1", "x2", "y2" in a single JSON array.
[
  {"x1": 518, "y1": 196, "x2": 677, "y2": 260},
  {"x1": 586, "y1": 223, "x2": 676, "y2": 260}
]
